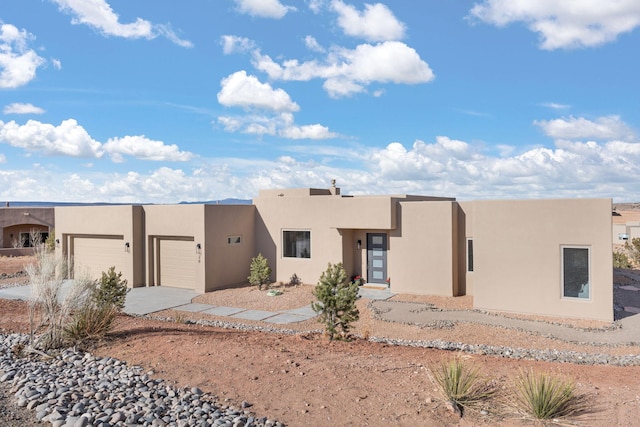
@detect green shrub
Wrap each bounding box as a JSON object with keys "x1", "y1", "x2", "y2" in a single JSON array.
[
  {"x1": 93, "y1": 266, "x2": 128, "y2": 311},
  {"x1": 431, "y1": 358, "x2": 496, "y2": 415},
  {"x1": 613, "y1": 251, "x2": 633, "y2": 269},
  {"x1": 44, "y1": 229, "x2": 56, "y2": 252},
  {"x1": 311, "y1": 262, "x2": 359, "y2": 341},
  {"x1": 248, "y1": 253, "x2": 272, "y2": 290},
  {"x1": 514, "y1": 369, "x2": 585, "y2": 420}
]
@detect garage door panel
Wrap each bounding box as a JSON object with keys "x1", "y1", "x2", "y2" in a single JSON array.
[
  {"x1": 74, "y1": 238, "x2": 126, "y2": 280},
  {"x1": 159, "y1": 240, "x2": 196, "y2": 289}
]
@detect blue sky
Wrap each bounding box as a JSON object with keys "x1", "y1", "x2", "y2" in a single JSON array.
[{"x1": 1, "y1": 0, "x2": 639, "y2": 203}]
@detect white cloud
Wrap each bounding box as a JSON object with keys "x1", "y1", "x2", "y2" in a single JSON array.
[
  {"x1": 253, "y1": 41, "x2": 434, "y2": 98},
  {"x1": 221, "y1": 35, "x2": 256, "y2": 54},
  {"x1": 0, "y1": 153, "x2": 5, "y2": 164},
  {"x1": 535, "y1": 115, "x2": 636, "y2": 141},
  {"x1": 469, "y1": 0, "x2": 640, "y2": 50},
  {"x1": 3, "y1": 103, "x2": 45, "y2": 114},
  {"x1": 0, "y1": 118, "x2": 193, "y2": 162},
  {"x1": 51, "y1": 58, "x2": 62, "y2": 70},
  {"x1": 0, "y1": 119, "x2": 103, "y2": 158},
  {"x1": 540, "y1": 102, "x2": 570, "y2": 110},
  {"x1": 217, "y1": 70, "x2": 300, "y2": 112},
  {"x1": 217, "y1": 112, "x2": 338, "y2": 140},
  {"x1": 52, "y1": 0, "x2": 193, "y2": 47},
  {"x1": 103, "y1": 135, "x2": 194, "y2": 162},
  {"x1": 331, "y1": 0, "x2": 406, "y2": 42},
  {"x1": 304, "y1": 35, "x2": 325, "y2": 53},
  {"x1": 0, "y1": 23, "x2": 46, "y2": 88},
  {"x1": 233, "y1": 0, "x2": 295, "y2": 19}
]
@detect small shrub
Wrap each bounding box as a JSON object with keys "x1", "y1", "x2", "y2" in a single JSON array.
[
  {"x1": 93, "y1": 266, "x2": 128, "y2": 311},
  {"x1": 289, "y1": 273, "x2": 302, "y2": 287},
  {"x1": 311, "y1": 262, "x2": 359, "y2": 341},
  {"x1": 64, "y1": 304, "x2": 118, "y2": 342},
  {"x1": 431, "y1": 358, "x2": 496, "y2": 415},
  {"x1": 248, "y1": 253, "x2": 272, "y2": 290},
  {"x1": 44, "y1": 229, "x2": 56, "y2": 252},
  {"x1": 514, "y1": 369, "x2": 585, "y2": 420},
  {"x1": 613, "y1": 251, "x2": 632, "y2": 269}
]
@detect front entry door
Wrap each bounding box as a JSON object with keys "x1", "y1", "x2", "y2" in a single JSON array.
[{"x1": 367, "y1": 233, "x2": 387, "y2": 285}]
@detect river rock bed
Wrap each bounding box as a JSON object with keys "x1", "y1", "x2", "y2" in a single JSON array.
[{"x1": 0, "y1": 333, "x2": 283, "y2": 427}]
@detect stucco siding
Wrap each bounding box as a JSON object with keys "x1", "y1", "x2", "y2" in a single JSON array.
[{"x1": 469, "y1": 198, "x2": 612, "y2": 322}]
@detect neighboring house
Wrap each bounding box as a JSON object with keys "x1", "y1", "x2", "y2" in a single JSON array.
[
  {"x1": 612, "y1": 210, "x2": 640, "y2": 245},
  {"x1": 54, "y1": 185, "x2": 613, "y2": 322},
  {"x1": 0, "y1": 204, "x2": 54, "y2": 255}
]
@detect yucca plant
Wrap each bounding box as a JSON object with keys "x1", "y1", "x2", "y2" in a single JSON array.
[
  {"x1": 514, "y1": 369, "x2": 585, "y2": 420},
  {"x1": 64, "y1": 304, "x2": 118, "y2": 342},
  {"x1": 431, "y1": 357, "x2": 496, "y2": 415}
]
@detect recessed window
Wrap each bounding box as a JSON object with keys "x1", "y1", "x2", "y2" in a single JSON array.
[
  {"x1": 283, "y1": 230, "x2": 311, "y2": 258},
  {"x1": 227, "y1": 235, "x2": 241, "y2": 245},
  {"x1": 562, "y1": 246, "x2": 590, "y2": 299},
  {"x1": 467, "y1": 238, "x2": 474, "y2": 272}
]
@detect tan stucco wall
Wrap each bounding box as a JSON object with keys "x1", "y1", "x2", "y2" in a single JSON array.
[
  {"x1": 468, "y1": 198, "x2": 613, "y2": 322},
  {"x1": 54, "y1": 205, "x2": 144, "y2": 287},
  {"x1": 203, "y1": 205, "x2": 256, "y2": 291},
  {"x1": 389, "y1": 201, "x2": 458, "y2": 296},
  {"x1": 254, "y1": 194, "x2": 345, "y2": 285},
  {"x1": 144, "y1": 204, "x2": 206, "y2": 292}
]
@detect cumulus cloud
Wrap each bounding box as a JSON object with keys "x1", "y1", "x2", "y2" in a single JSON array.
[
  {"x1": 304, "y1": 35, "x2": 325, "y2": 53},
  {"x1": 535, "y1": 115, "x2": 636, "y2": 141},
  {"x1": 0, "y1": 153, "x2": 6, "y2": 164},
  {"x1": 0, "y1": 23, "x2": 46, "y2": 88},
  {"x1": 331, "y1": 0, "x2": 406, "y2": 42},
  {"x1": 253, "y1": 40, "x2": 434, "y2": 98},
  {"x1": 469, "y1": 0, "x2": 640, "y2": 49},
  {"x1": 3, "y1": 103, "x2": 45, "y2": 114},
  {"x1": 217, "y1": 70, "x2": 299, "y2": 112},
  {"x1": 233, "y1": 0, "x2": 295, "y2": 19},
  {"x1": 216, "y1": 72, "x2": 338, "y2": 140},
  {"x1": 0, "y1": 119, "x2": 193, "y2": 162},
  {"x1": 52, "y1": 0, "x2": 193, "y2": 47},
  {"x1": 0, "y1": 119, "x2": 103, "y2": 158},
  {"x1": 103, "y1": 135, "x2": 194, "y2": 162}
]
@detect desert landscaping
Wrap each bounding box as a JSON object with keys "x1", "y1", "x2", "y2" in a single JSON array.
[{"x1": 1, "y1": 253, "x2": 640, "y2": 426}]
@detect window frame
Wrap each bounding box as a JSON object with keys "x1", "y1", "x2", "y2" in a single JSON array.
[
  {"x1": 282, "y1": 230, "x2": 311, "y2": 259},
  {"x1": 561, "y1": 245, "x2": 591, "y2": 300},
  {"x1": 466, "y1": 238, "x2": 474, "y2": 272},
  {"x1": 227, "y1": 235, "x2": 242, "y2": 245}
]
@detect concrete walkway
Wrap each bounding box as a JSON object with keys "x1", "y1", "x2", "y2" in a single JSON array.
[{"x1": 3, "y1": 282, "x2": 640, "y2": 345}]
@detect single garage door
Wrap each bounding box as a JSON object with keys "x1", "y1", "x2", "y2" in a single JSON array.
[
  {"x1": 158, "y1": 239, "x2": 196, "y2": 289},
  {"x1": 73, "y1": 237, "x2": 126, "y2": 280}
]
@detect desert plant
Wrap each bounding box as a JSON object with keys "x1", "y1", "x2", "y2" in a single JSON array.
[
  {"x1": 64, "y1": 304, "x2": 118, "y2": 342},
  {"x1": 26, "y1": 248, "x2": 96, "y2": 350},
  {"x1": 93, "y1": 266, "x2": 128, "y2": 311},
  {"x1": 613, "y1": 251, "x2": 633, "y2": 269},
  {"x1": 431, "y1": 357, "x2": 496, "y2": 415},
  {"x1": 311, "y1": 262, "x2": 359, "y2": 341},
  {"x1": 44, "y1": 229, "x2": 56, "y2": 252},
  {"x1": 514, "y1": 369, "x2": 585, "y2": 420},
  {"x1": 629, "y1": 237, "x2": 640, "y2": 266},
  {"x1": 248, "y1": 253, "x2": 272, "y2": 290},
  {"x1": 289, "y1": 273, "x2": 302, "y2": 287}
]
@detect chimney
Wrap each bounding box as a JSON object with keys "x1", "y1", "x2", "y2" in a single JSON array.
[{"x1": 329, "y1": 179, "x2": 340, "y2": 196}]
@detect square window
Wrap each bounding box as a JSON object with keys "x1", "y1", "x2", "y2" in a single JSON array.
[
  {"x1": 283, "y1": 230, "x2": 311, "y2": 258},
  {"x1": 562, "y1": 246, "x2": 590, "y2": 299}
]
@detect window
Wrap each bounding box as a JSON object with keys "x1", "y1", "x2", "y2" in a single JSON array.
[
  {"x1": 227, "y1": 235, "x2": 241, "y2": 245},
  {"x1": 19, "y1": 231, "x2": 49, "y2": 248},
  {"x1": 562, "y1": 246, "x2": 590, "y2": 299},
  {"x1": 467, "y1": 238, "x2": 474, "y2": 272},
  {"x1": 283, "y1": 230, "x2": 311, "y2": 258}
]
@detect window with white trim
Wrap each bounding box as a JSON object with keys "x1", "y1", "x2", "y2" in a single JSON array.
[
  {"x1": 283, "y1": 230, "x2": 311, "y2": 258},
  {"x1": 227, "y1": 235, "x2": 241, "y2": 245},
  {"x1": 562, "y1": 246, "x2": 590, "y2": 299}
]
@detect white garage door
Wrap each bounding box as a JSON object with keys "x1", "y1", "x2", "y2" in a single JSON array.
[
  {"x1": 159, "y1": 239, "x2": 196, "y2": 289},
  {"x1": 73, "y1": 237, "x2": 126, "y2": 280}
]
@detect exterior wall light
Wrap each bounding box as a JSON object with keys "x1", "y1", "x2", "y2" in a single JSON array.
[
  {"x1": 196, "y1": 243, "x2": 202, "y2": 254},
  {"x1": 124, "y1": 242, "x2": 130, "y2": 252},
  {"x1": 357, "y1": 239, "x2": 362, "y2": 250},
  {"x1": 55, "y1": 239, "x2": 60, "y2": 247}
]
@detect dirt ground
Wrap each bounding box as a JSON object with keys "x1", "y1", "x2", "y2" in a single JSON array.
[{"x1": 1, "y1": 256, "x2": 640, "y2": 426}]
